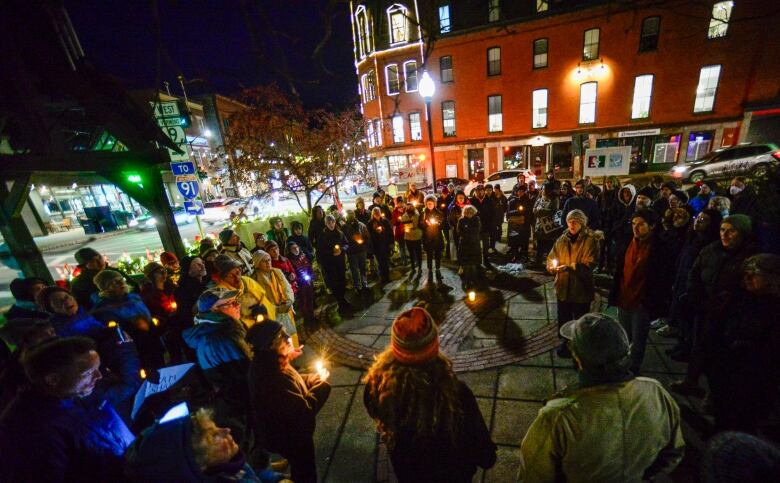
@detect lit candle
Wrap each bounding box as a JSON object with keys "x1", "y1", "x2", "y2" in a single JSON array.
[
  {"x1": 316, "y1": 360, "x2": 325, "y2": 377},
  {"x1": 107, "y1": 321, "x2": 125, "y2": 342},
  {"x1": 288, "y1": 337, "x2": 294, "y2": 350},
  {"x1": 519, "y1": 205, "x2": 524, "y2": 211},
  {"x1": 376, "y1": 225, "x2": 383, "y2": 232},
  {"x1": 429, "y1": 218, "x2": 439, "y2": 225},
  {"x1": 552, "y1": 259, "x2": 558, "y2": 269},
  {"x1": 405, "y1": 227, "x2": 410, "y2": 233},
  {"x1": 356, "y1": 237, "x2": 364, "y2": 244},
  {"x1": 140, "y1": 369, "x2": 147, "y2": 379},
  {"x1": 440, "y1": 203, "x2": 446, "y2": 209},
  {"x1": 152, "y1": 317, "x2": 159, "y2": 326},
  {"x1": 170, "y1": 301, "x2": 177, "y2": 310},
  {"x1": 468, "y1": 291, "x2": 476, "y2": 302},
  {"x1": 256, "y1": 314, "x2": 264, "y2": 323}
]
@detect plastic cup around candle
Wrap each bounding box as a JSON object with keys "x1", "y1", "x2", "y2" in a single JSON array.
[{"x1": 468, "y1": 291, "x2": 476, "y2": 302}]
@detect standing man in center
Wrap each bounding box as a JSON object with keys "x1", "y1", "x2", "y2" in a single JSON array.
[{"x1": 470, "y1": 184, "x2": 494, "y2": 268}]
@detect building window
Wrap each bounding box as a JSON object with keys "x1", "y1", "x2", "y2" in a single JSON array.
[
  {"x1": 409, "y1": 112, "x2": 422, "y2": 141},
  {"x1": 361, "y1": 70, "x2": 377, "y2": 103},
  {"x1": 579, "y1": 82, "x2": 597, "y2": 124},
  {"x1": 442, "y1": 101, "x2": 456, "y2": 137},
  {"x1": 582, "y1": 28, "x2": 600, "y2": 61},
  {"x1": 488, "y1": 95, "x2": 502, "y2": 132},
  {"x1": 404, "y1": 61, "x2": 418, "y2": 92},
  {"x1": 373, "y1": 119, "x2": 383, "y2": 146},
  {"x1": 385, "y1": 64, "x2": 400, "y2": 95},
  {"x1": 355, "y1": 6, "x2": 373, "y2": 58},
  {"x1": 439, "y1": 4, "x2": 451, "y2": 34},
  {"x1": 532, "y1": 89, "x2": 548, "y2": 128},
  {"x1": 639, "y1": 16, "x2": 660, "y2": 52},
  {"x1": 367, "y1": 120, "x2": 377, "y2": 147},
  {"x1": 392, "y1": 115, "x2": 405, "y2": 143},
  {"x1": 440, "y1": 56, "x2": 453, "y2": 83},
  {"x1": 533, "y1": 38, "x2": 548, "y2": 69},
  {"x1": 536, "y1": 0, "x2": 548, "y2": 13},
  {"x1": 488, "y1": 0, "x2": 500, "y2": 22},
  {"x1": 708, "y1": 1, "x2": 734, "y2": 39},
  {"x1": 694, "y1": 65, "x2": 722, "y2": 113},
  {"x1": 387, "y1": 4, "x2": 408, "y2": 45},
  {"x1": 487, "y1": 47, "x2": 501, "y2": 76},
  {"x1": 631, "y1": 74, "x2": 654, "y2": 119}
]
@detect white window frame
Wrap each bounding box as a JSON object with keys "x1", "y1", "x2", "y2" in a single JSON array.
[
  {"x1": 487, "y1": 47, "x2": 501, "y2": 76},
  {"x1": 439, "y1": 4, "x2": 451, "y2": 34},
  {"x1": 583, "y1": 28, "x2": 600, "y2": 61},
  {"x1": 533, "y1": 38, "x2": 548, "y2": 69},
  {"x1": 392, "y1": 115, "x2": 405, "y2": 143},
  {"x1": 440, "y1": 56, "x2": 453, "y2": 83},
  {"x1": 579, "y1": 82, "x2": 597, "y2": 124},
  {"x1": 361, "y1": 70, "x2": 377, "y2": 103},
  {"x1": 708, "y1": 1, "x2": 734, "y2": 39},
  {"x1": 488, "y1": 0, "x2": 500, "y2": 22},
  {"x1": 442, "y1": 101, "x2": 456, "y2": 137},
  {"x1": 488, "y1": 95, "x2": 502, "y2": 133},
  {"x1": 387, "y1": 4, "x2": 409, "y2": 45},
  {"x1": 403, "y1": 60, "x2": 418, "y2": 92},
  {"x1": 367, "y1": 120, "x2": 376, "y2": 147},
  {"x1": 385, "y1": 64, "x2": 400, "y2": 95},
  {"x1": 694, "y1": 65, "x2": 722, "y2": 113},
  {"x1": 355, "y1": 6, "x2": 373, "y2": 58},
  {"x1": 532, "y1": 89, "x2": 548, "y2": 128},
  {"x1": 409, "y1": 112, "x2": 422, "y2": 141},
  {"x1": 631, "y1": 74, "x2": 654, "y2": 119}
]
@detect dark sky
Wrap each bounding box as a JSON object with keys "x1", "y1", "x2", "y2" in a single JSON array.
[{"x1": 66, "y1": 0, "x2": 358, "y2": 109}]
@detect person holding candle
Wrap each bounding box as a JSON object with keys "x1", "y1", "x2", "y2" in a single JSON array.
[
  {"x1": 288, "y1": 221, "x2": 314, "y2": 262},
  {"x1": 438, "y1": 185, "x2": 455, "y2": 259},
  {"x1": 401, "y1": 202, "x2": 424, "y2": 275},
  {"x1": 265, "y1": 240, "x2": 298, "y2": 295},
  {"x1": 251, "y1": 250, "x2": 299, "y2": 348},
  {"x1": 507, "y1": 184, "x2": 535, "y2": 263},
  {"x1": 140, "y1": 262, "x2": 178, "y2": 330},
  {"x1": 405, "y1": 182, "x2": 425, "y2": 206},
  {"x1": 547, "y1": 209, "x2": 599, "y2": 358},
  {"x1": 343, "y1": 209, "x2": 372, "y2": 293},
  {"x1": 421, "y1": 194, "x2": 445, "y2": 283},
  {"x1": 363, "y1": 307, "x2": 496, "y2": 482},
  {"x1": 392, "y1": 196, "x2": 409, "y2": 266},
  {"x1": 247, "y1": 320, "x2": 331, "y2": 483},
  {"x1": 491, "y1": 184, "x2": 508, "y2": 252},
  {"x1": 317, "y1": 214, "x2": 352, "y2": 315},
  {"x1": 368, "y1": 207, "x2": 394, "y2": 284},
  {"x1": 533, "y1": 184, "x2": 561, "y2": 266},
  {"x1": 287, "y1": 241, "x2": 316, "y2": 326},
  {"x1": 470, "y1": 184, "x2": 495, "y2": 269},
  {"x1": 457, "y1": 205, "x2": 483, "y2": 291},
  {"x1": 447, "y1": 190, "x2": 470, "y2": 261}
]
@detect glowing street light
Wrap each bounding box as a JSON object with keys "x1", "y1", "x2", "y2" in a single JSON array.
[{"x1": 418, "y1": 71, "x2": 437, "y2": 193}]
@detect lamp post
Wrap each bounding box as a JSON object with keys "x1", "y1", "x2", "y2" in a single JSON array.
[{"x1": 418, "y1": 71, "x2": 437, "y2": 193}]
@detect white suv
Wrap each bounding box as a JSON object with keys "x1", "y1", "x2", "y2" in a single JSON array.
[
  {"x1": 670, "y1": 143, "x2": 780, "y2": 183},
  {"x1": 464, "y1": 169, "x2": 537, "y2": 196}
]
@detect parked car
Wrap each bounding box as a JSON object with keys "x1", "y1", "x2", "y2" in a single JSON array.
[
  {"x1": 135, "y1": 206, "x2": 195, "y2": 231},
  {"x1": 669, "y1": 143, "x2": 780, "y2": 183},
  {"x1": 201, "y1": 198, "x2": 244, "y2": 225},
  {"x1": 421, "y1": 177, "x2": 469, "y2": 193},
  {"x1": 464, "y1": 169, "x2": 537, "y2": 196}
]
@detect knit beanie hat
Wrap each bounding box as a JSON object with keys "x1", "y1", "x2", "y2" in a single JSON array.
[
  {"x1": 213, "y1": 254, "x2": 242, "y2": 276},
  {"x1": 722, "y1": 214, "x2": 752, "y2": 237},
  {"x1": 143, "y1": 262, "x2": 165, "y2": 280},
  {"x1": 424, "y1": 194, "x2": 437, "y2": 204},
  {"x1": 246, "y1": 320, "x2": 283, "y2": 351},
  {"x1": 264, "y1": 240, "x2": 279, "y2": 251},
  {"x1": 566, "y1": 209, "x2": 588, "y2": 226},
  {"x1": 631, "y1": 208, "x2": 658, "y2": 226},
  {"x1": 391, "y1": 307, "x2": 439, "y2": 365},
  {"x1": 196, "y1": 287, "x2": 239, "y2": 313},
  {"x1": 9, "y1": 277, "x2": 47, "y2": 301},
  {"x1": 93, "y1": 269, "x2": 123, "y2": 292},
  {"x1": 74, "y1": 247, "x2": 101, "y2": 265},
  {"x1": 36, "y1": 286, "x2": 70, "y2": 313},
  {"x1": 200, "y1": 246, "x2": 218, "y2": 260},
  {"x1": 743, "y1": 253, "x2": 780, "y2": 278},
  {"x1": 159, "y1": 252, "x2": 178, "y2": 266},
  {"x1": 218, "y1": 229, "x2": 235, "y2": 245},
  {"x1": 560, "y1": 313, "x2": 630, "y2": 369}
]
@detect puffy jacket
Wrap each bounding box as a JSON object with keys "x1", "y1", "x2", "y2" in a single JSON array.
[
  {"x1": 91, "y1": 293, "x2": 163, "y2": 370},
  {"x1": 343, "y1": 219, "x2": 371, "y2": 255},
  {"x1": 548, "y1": 229, "x2": 599, "y2": 303},
  {"x1": 687, "y1": 239, "x2": 760, "y2": 304},
  {"x1": 456, "y1": 216, "x2": 482, "y2": 266},
  {"x1": 421, "y1": 208, "x2": 445, "y2": 249},
  {"x1": 518, "y1": 377, "x2": 684, "y2": 483},
  {"x1": 401, "y1": 210, "x2": 423, "y2": 241}
]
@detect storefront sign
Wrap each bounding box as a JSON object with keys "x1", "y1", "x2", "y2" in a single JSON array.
[
  {"x1": 583, "y1": 146, "x2": 632, "y2": 177},
  {"x1": 617, "y1": 128, "x2": 661, "y2": 138}
]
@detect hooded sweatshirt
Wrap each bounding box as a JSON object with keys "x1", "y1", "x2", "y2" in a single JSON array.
[{"x1": 608, "y1": 184, "x2": 637, "y2": 242}]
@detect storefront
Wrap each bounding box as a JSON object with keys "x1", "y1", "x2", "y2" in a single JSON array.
[{"x1": 595, "y1": 128, "x2": 682, "y2": 172}]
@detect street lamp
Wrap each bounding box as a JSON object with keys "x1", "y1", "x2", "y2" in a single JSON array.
[{"x1": 418, "y1": 71, "x2": 437, "y2": 193}]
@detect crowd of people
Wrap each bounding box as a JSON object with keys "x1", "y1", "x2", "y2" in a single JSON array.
[{"x1": 1, "y1": 171, "x2": 779, "y2": 482}]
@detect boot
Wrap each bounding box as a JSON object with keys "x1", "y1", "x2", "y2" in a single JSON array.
[{"x1": 435, "y1": 269, "x2": 443, "y2": 282}]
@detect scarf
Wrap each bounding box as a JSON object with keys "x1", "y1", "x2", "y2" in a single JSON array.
[{"x1": 256, "y1": 269, "x2": 287, "y2": 305}]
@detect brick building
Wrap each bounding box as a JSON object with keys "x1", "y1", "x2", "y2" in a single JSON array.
[{"x1": 348, "y1": 0, "x2": 780, "y2": 185}]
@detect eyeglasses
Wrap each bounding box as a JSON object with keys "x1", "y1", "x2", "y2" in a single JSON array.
[{"x1": 214, "y1": 299, "x2": 240, "y2": 310}]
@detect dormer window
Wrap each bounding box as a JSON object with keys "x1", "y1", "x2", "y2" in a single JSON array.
[
  {"x1": 387, "y1": 4, "x2": 408, "y2": 45},
  {"x1": 355, "y1": 6, "x2": 373, "y2": 58}
]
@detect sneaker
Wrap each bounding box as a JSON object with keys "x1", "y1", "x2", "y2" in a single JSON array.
[
  {"x1": 656, "y1": 325, "x2": 680, "y2": 338},
  {"x1": 669, "y1": 380, "x2": 705, "y2": 398},
  {"x1": 650, "y1": 318, "x2": 667, "y2": 330}
]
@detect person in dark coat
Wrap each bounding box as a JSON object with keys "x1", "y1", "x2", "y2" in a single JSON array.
[
  {"x1": 4, "y1": 277, "x2": 49, "y2": 320},
  {"x1": 609, "y1": 184, "x2": 637, "y2": 249},
  {"x1": 421, "y1": 194, "x2": 445, "y2": 282},
  {"x1": 368, "y1": 191, "x2": 393, "y2": 221},
  {"x1": 597, "y1": 176, "x2": 621, "y2": 271},
  {"x1": 543, "y1": 170, "x2": 561, "y2": 196},
  {"x1": 173, "y1": 256, "x2": 209, "y2": 330},
  {"x1": 0, "y1": 318, "x2": 56, "y2": 412},
  {"x1": 343, "y1": 210, "x2": 371, "y2": 291},
  {"x1": 247, "y1": 320, "x2": 331, "y2": 483},
  {"x1": 307, "y1": 206, "x2": 326, "y2": 255},
  {"x1": 70, "y1": 247, "x2": 137, "y2": 310},
  {"x1": 659, "y1": 207, "x2": 692, "y2": 260},
  {"x1": 140, "y1": 262, "x2": 177, "y2": 331},
  {"x1": 609, "y1": 209, "x2": 673, "y2": 374},
  {"x1": 367, "y1": 206, "x2": 394, "y2": 284},
  {"x1": 469, "y1": 184, "x2": 494, "y2": 267},
  {"x1": 491, "y1": 184, "x2": 508, "y2": 250},
  {"x1": 559, "y1": 181, "x2": 573, "y2": 206},
  {"x1": 728, "y1": 176, "x2": 759, "y2": 219},
  {"x1": 447, "y1": 190, "x2": 470, "y2": 261},
  {"x1": 0, "y1": 337, "x2": 135, "y2": 482},
  {"x1": 562, "y1": 179, "x2": 601, "y2": 230},
  {"x1": 456, "y1": 205, "x2": 483, "y2": 291},
  {"x1": 354, "y1": 197, "x2": 371, "y2": 225},
  {"x1": 651, "y1": 181, "x2": 677, "y2": 217},
  {"x1": 364, "y1": 308, "x2": 497, "y2": 483},
  {"x1": 287, "y1": 241, "x2": 316, "y2": 325},
  {"x1": 506, "y1": 184, "x2": 535, "y2": 262},
  {"x1": 438, "y1": 186, "x2": 455, "y2": 258},
  {"x1": 317, "y1": 214, "x2": 351, "y2": 314},
  {"x1": 405, "y1": 182, "x2": 425, "y2": 207},
  {"x1": 265, "y1": 217, "x2": 290, "y2": 250},
  {"x1": 288, "y1": 221, "x2": 314, "y2": 262}
]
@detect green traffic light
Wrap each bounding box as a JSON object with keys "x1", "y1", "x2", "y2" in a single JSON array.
[{"x1": 128, "y1": 174, "x2": 142, "y2": 183}]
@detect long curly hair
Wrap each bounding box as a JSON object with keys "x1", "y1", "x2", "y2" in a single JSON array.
[{"x1": 363, "y1": 347, "x2": 463, "y2": 449}]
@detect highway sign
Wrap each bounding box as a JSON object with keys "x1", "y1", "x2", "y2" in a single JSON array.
[
  {"x1": 184, "y1": 200, "x2": 205, "y2": 215},
  {"x1": 171, "y1": 161, "x2": 196, "y2": 176},
  {"x1": 157, "y1": 117, "x2": 184, "y2": 127},
  {"x1": 164, "y1": 126, "x2": 187, "y2": 146},
  {"x1": 151, "y1": 101, "x2": 179, "y2": 118},
  {"x1": 168, "y1": 148, "x2": 189, "y2": 161},
  {"x1": 176, "y1": 175, "x2": 200, "y2": 200}
]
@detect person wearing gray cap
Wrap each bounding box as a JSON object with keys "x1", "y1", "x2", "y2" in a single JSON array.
[{"x1": 517, "y1": 313, "x2": 684, "y2": 483}]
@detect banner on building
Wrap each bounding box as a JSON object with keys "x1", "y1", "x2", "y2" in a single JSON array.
[
  {"x1": 583, "y1": 146, "x2": 632, "y2": 177},
  {"x1": 397, "y1": 164, "x2": 427, "y2": 186}
]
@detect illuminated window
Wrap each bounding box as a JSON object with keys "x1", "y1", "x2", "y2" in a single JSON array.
[
  {"x1": 386, "y1": 64, "x2": 400, "y2": 95},
  {"x1": 639, "y1": 16, "x2": 660, "y2": 52},
  {"x1": 583, "y1": 28, "x2": 600, "y2": 61},
  {"x1": 442, "y1": 101, "x2": 456, "y2": 137},
  {"x1": 694, "y1": 65, "x2": 722, "y2": 113},
  {"x1": 489, "y1": 0, "x2": 500, "y2": 22},
  {"x1": 404, "y1": 61, "x2": 418, "y2": 92},
  {"x1": 533, "y1": 38, "x2": 548, "y2": 69},
  {"x1": 579, "y1": 82, "x2": 597, "y2": 124},
  {"x1": 392, "y1": 115, "x2": 405, "y2": 143},
  {"x1": 409, "y1": 112, "x2": 422, "y2": 141},
  {"x1": 361, "y1": 70, "x2": 377, "y2": 103},
  {"x1": 536, "y1": 0, "x2": 548, "y2": 13},
  {"x1": 355, "y1": 6, "x2": 373, "y2": 58},
  {"x1": 631, "y1": 75, "x2": 654, "y2": 119},
  {"x1": 487, "y1": 47, "x2": 501, "y2": 76},
  {"x1": 388, "y1": 4, "x2": 408, "y2": 44},
  {"x1": 439, "y1": 4, "x2": 451, "y2": 34},
  {"x1": 488, "y1": 95, "x2": 502, "y2": 133},
  {"x1": 532, "y1": 89, "x2": 548, "y2": 128},
  {"x1": 708, "y1": 1, "x2": 734, "y2": 39},
  {"x1": 440, "y1": 56, "x2": 453, "y2": 83}
]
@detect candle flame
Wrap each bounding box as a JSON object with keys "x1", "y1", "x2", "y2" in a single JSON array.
[
  {"x1": 107, "y1": 321, "x2": 117, "y2": 328},
  {"x1": 468, "y1": 291, "x2": 476, "y2": 301},
  {"x1": 552, "y1": 259, "x2": 558, "y2": 268},
  {"x1": 140, "y1": 369, "x2": 147, "y2": 379},
  {"x1": 256, "y1": 314, "x2": 264, "y2": 322},
  {"x1": 152, "y1": 317, "x2": 159, "y2": 326}
]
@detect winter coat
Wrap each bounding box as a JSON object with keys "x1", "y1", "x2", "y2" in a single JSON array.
[
  {"x1": 214, "y1": 276, "x2": 274, "y2": 326},
  {"x1": 271, "y1": 257, "x2": 298, "y2": 294},
  {"x1": 0, "y1": 389, "x2": 134, "y2": 482},
  {"x1": 266, "y1": 227, "x2": 290, "y2": 249},
  {"x1": 609, "y1": 234, "x2": 674, "y2": 319},
  {"x1": 343, "y1": 219, "x2": 371, "y2": 255},
  {"x1": 518, "y1": 377, "x2": 684, "y2": 483},
  {"x1": 447, "y1": 200, "x2": 470, "y2": 235},
  {"x1": 608, "y1": 184, "x2": 637, "y2": 244},
  {"x1": 355, "y1": 208, "x2": 371, "y2": 226},
  {"x1": 252, "y1": 268, "x2": 297, "y2": 338},
  {"x1": 392, "y1": 206, "x2": 407, "y2": 242},
  {"x1": 406, "y1": 189, "x2": 425, "y2": 206},
  {"x1": 367, "y1": 217, "x2": 394, "y2": 254},
  {"x1": 456, "y1": 216, "x2": 483, "y2": 266},
  {"x1": 307, "y1": 216, "x2": 326, "y2": 250},
  {"x1": 687, "y1": 239, "x2": 760, "y2": 304},
  {"x1": 508, "y1": 194, "x2": 535, "y2": 228},
  {"x1": 140, "y1": 281, "x2": 177, "y2": 324},
  {"x1": 533, "y1": 196, "x2": 561, "y2": 241},
  {"x1": 317, "y1": 227, "x2": 349, "y2": 273},
  {"x1": 730, "y1": 186, "x2": 759, "y2": 219},
  {"x1": 438, "y1": 194, "x2": 454, "y2": 228},
  {"x1": 91, "y1": 292, "x2": 154, "y2": 336},
  {"x1": 173, "y1": 274, "x2": 208, "y2": 331},
  {"x1": 220, "y1": 244, "x2": 254, "y2": 275},
  {"x1": 548, "y1": 229, "x2": 599, "y2": 303},
  {"x1": 71, "y1": 266, "x2": 137, "y2": 310},
  {"x1": 4, "y1": 302, "x2": 49, "y2": 320},
  {"x1": 492, "y1": 194, "x2": 508, "y2": 227},
  {"x1": 401, "y1": 210, "x2": 423, "y2": 241},
  {"x1": 421, "y1": 208, "x2": 445, "y2": 250},
  {"x1": 688, "y1": 193, "x2": 712, "y2": 216},
  {"x1": 288, "y1": 251, "x2": 314, "y2": 287},
  {"x1": 288, "y1": 234, "x2": 314, "y2": 262},
  {"x1": 562, "y1": 195, "x2": 602, "y2": 230},
  {"x1": 469, "y1": 195, "x2": 494, "y2": 233},
  {"x1": 368, "y1": 203, "x2": 392, "y2": 222},
  {"x1": 363, "y1": 380, "x2": 496, "y2": 483}
]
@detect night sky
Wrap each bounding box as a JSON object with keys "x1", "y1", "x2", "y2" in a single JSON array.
[{"x1": 66, "y1": 0, "x2": 358, "y2": 109}]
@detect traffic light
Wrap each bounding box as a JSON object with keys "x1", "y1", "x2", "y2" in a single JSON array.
[
  {"x1": 126, "y1": 173, "x2": 144, "y2": 189},
  {"x1": 177, "y1": 99, "x2": 192, "y2": 128}
]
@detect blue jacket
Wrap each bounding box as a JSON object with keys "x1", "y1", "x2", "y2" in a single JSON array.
[
  {"x1": 0, "y1": 388, "x2": 135, "y2": 482},
  {"x1": 688, "y1": 193, "x2": 712, "y2": 216},
  {"x1": 91, "y1": 293, "x2": 164, "y2": 369}
]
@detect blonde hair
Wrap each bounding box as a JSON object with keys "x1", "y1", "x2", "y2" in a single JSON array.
[
  {"x1": 190, "y1": 408, "x2": 216, "y2": 469},
  {"x1": 462, "y1": 205, "x2": 478, "y2": 217}
]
